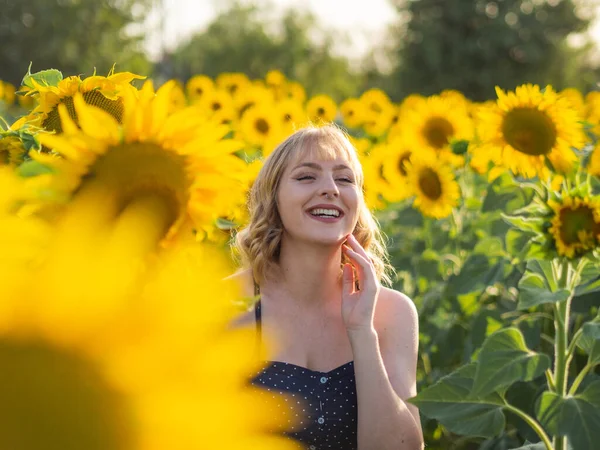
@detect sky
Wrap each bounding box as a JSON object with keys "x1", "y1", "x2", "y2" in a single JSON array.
[
  {"x1": 144, "y1": 0, "x2": 600, "y2": 62},
  {"x1": 144, "y1": 0, "x2": 396, "y2": 61}
]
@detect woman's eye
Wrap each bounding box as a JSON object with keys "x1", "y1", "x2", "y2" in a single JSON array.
[
  {"x1": 296, "y1": 175, "x2": 315, "y2": 181},
  {"x1": 337, "y1": 178, "x2": 353, "y2": 183}
]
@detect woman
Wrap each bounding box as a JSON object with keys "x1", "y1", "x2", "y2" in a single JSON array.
[{"x1": 231, "y1": 125, "x2": 423, "y2": 450}]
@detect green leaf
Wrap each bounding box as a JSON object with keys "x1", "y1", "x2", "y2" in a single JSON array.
[
  {"x1": 502, "y1": 215, "x2": 545, "y2": 234},
  {"x1": 16, "y1": 160, "x2": 54, "y2": 178},
  {"x1": 575, "y1": 275, "x2": 600, "y2": 297},
  {"x1": 517, "y1": 272, "x2": 571, "y2": 309},
  {"x1": 446, "y1": 254, "x2": 507, "y2": 297},
  {"x1": 408, "y1": 363, "x2": 506, "y2": 438},
  {"x1": 509, "y1": 443, "x2": 546, "y2": 450},
  {"x1": 472, "y1": 328, "x2": 550, "y2": 397},
  {"x1": 474, "y1": 237, "x2": 506, "y2": 258},
  {"x1": 21, "y1": 68, "x2": 63, "y2": 90},
  {"x1": 538, "y1": 381, "x2": 600, "y2": 450},
  {"x1": 577, "y1": 322, "x2": 600, "y2": 366}
]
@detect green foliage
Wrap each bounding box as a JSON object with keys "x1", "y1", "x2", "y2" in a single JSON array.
[
  {"x1": 0, "y1": 0, "x2": 152, "y2": 86},
  {"x1": 164, "y1": 3, "x2": 361, "y2": 100},
  {"x1": 384, "y1": 0, "x2": 598, "y2": 101}
]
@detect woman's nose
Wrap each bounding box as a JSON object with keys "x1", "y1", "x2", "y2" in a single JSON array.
[{"x1": 320, "y1": 176, "x2": 340, "y2": 198}]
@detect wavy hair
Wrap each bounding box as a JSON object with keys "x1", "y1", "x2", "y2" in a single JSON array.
[{"x1": 233, "y1": 123, "x2": 394, "y2": 286}]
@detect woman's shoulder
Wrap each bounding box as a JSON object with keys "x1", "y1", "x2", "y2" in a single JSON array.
[{"x1": 375, "y1": 286, "x2": 418, "y2": 330}]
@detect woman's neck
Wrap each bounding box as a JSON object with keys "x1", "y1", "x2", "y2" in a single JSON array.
[{"x1": 262, "y1": 237, "x2": 343, "y2": 310}]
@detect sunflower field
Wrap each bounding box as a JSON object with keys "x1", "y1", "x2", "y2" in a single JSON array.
[{"x1": 0, "y1": 67, "x2": 599, "y2": 450}]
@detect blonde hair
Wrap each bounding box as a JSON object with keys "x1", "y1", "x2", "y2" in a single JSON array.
[{"x1": 233, "y1": 123, "x2": 393, "y2": 286}]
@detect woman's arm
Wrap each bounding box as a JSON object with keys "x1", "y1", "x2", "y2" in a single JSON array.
[{"x1": 349, "y1": 288, "x2": 423, "y2": 450}]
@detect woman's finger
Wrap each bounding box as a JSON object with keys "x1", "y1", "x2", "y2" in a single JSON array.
[
  {"x1": 342, "y1": 262, "x2": 355, "y2": 296},
  {"x1": 345, "y1": 234, "x2": 371, "y2": 262},
  {"x1": 342, "y1": 245, "x2": 375, "y2": 289}
]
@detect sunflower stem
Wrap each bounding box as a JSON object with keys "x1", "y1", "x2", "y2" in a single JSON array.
[
  {"x1": 568, "y1": 363, "x2": 593, "y2": 396},
  {"x1": 503, "y1": 405, "x2": 553, "y2": 450},
  {"x1": 552, "y1": 261, "x2": 574, "y2": 450}
]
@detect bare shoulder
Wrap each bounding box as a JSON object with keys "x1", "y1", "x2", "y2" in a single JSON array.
[{"x1": 375, "y1": 286, "x2": 419, "y2": 330}]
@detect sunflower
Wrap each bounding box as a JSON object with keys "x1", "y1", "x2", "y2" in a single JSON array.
[
  {"x1": 216, "y1": 72, "x2": 251, "y2": 97},
  {"x1": 0, "y1": 174, "x2": 299, "y2": 449},
  {"x1": 380, "y1": 137, "x2": 415, "y2": 202},
  {"x1": 0, "y1": 134, "x2": 27, "y2": 167},
  {"x1": 31, "y1": 81, "x2": 248, "y2": 243},
  {"x1": 265, "y1": 70, "x2": 286, "y2": 90},
  {"x1": 275, "y1": 99, "x2": 307, "y2": 134},
  {"x1": 589, "y1": 142, "x2": 600, "y2": 177},
  {"x1": 476, "y1": 84, "x2": 585, "y2": 178},
  {"x1": 306, "y1": 95, "x2": 337, "y2": 124},
  {"x1": 185, "y1": 75, "x2": 214, "y2": 104},
  {"x1": 360, "y1": 144, "x2": 392, "y2": 210},
  {"x1": 239, "y1": 104, "x2": 284, "y2": 154},
  {"x1": 559, "y1": 87, "x2": 585, "y2": 118},
  {"x1": 404, "y1": 155, "x2": 460, "y2": 219},
  {"x1": 340, "y1": 98, "x2": 365, "y2": 129},
  {"x1": 1, "y1": 81, "x2": 16, "y2": 105},
  {"x1": 548, "y1": 194, "x2": 600, "y2": 258},
  {"x1": 21, "y1": 70, "x2": 144, "y2": 134},
  {"x1": 234, "y1": 84, "x2": 274, "y2": 119},
  {"x1": 282, "y1": 81, "x2": 306, "y2": 104},
  {"x1": 198, "y1": 89, "x2": 235, "y2": 118},
  {"x1": 401, "y1": 94, "x2": 473, "y2": 166}
]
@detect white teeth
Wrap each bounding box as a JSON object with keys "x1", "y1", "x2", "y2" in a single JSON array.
[{"x1": 310, "y1": 208, "x2": 340, "y2": 217}]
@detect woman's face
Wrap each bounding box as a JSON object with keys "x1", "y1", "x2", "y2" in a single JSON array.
[{"x1": 277, "y1": 148, "x2": 360, "y2": 246}]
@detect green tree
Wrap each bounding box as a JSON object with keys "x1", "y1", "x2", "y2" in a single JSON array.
[
  {"x1": 0, "y1": 0, "x2": 152, "y2": 86},
  {"x1": 384, "y1": 0, "x2": 597, "y2": 101},
  {"x1": 160, "y1": 2, "x2": 361, "y2": 101}
]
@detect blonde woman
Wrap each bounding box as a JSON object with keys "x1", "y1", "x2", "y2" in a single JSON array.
[{"x1": 231, "y1": 125, "x2": 423, "y2": 450}]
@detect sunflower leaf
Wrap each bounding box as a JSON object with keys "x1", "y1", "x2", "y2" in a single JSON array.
[
  {"x1": 518, "y1": 272, "x2": 571, "y2": 309},
  {"x1": 16, "y1": 160, "x2": 54, "y2": 178},
  {"x1": 21, "y1": 68, "x2": 63, "y2": 90},
  {"x1": 577, "y1": 322, "x2": 600, "y2": 366},
  {"x1": 509, "y1": 442, "x2": 547, "y2": 450},
  {"x1": 471, "y1": 328, "x2": 550, "y2": 397},
  {"x1": 407, "y1": 363, "x2": 506, "y2": 438},
  {"x1": 537, "y1": 381, "x2": 600, "y2": 450},
  {"x1": 502, "y1": 214, "x2": 545, "y2": 234}
]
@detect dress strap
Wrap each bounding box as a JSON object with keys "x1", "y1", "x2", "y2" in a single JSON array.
[{"x1": 254, "y1": 299, "x2": 262, "y2": 359}]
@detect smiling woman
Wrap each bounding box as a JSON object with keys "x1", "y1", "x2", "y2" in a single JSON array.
[{"x1": 231, "y1": 124, "x2": 424, "y2": 450}]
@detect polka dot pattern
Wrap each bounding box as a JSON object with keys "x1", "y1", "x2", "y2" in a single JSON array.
[{"x1": 250, "y1": 300, "x2": 358, "y2": 450}]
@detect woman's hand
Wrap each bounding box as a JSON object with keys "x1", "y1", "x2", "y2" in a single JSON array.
[{"x1": 341, "y1": 234, "x2": 380, "y2": 334}]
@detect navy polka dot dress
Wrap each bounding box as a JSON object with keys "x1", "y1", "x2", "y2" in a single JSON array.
[{"x1": 250, "y1": 299, "x2": 358, "y2": 450}]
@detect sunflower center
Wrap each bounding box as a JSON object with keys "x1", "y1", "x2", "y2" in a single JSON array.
[
  {"x1": 418, "y1": 167, "x2": 443, "y2": 200},
  {"x1": 397, "y1": 151, "x2": 412, "y2": 176},
  {"x1": 423, "y1": 117, "x2": 454, "y2": 149},
  {"x1": 559, "y1": 205, "x2": 600, "y2": 245},
  {"x1": 211, "y1": 101, "x2": 222, "y2": 111},
  {"x1": 0, "y1": 338, "x2": 133, "y2": 450},
  {"x1": 317, "y1": 107, "x2": 326, "y2": 117},
  {"x1": 85, "y1": 142, "x2": 190, "y2": 242},
  {"x1": 0, "y1": 148, "x2": 9, "y2": 165},
  {"x1": 283, "y1": 113, "x2": 292, "y2": 122},
  {"x1": 502, "y1": 108, "x2": 557, "y2": 156},
  {"x1": 43, "y1": 91, "x2": 124, "y2": 133},
  {"x1": 255, "y1": 118, "x2": 270, "y2": 135}
]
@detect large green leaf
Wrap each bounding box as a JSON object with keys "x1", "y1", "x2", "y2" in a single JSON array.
[
  {"x1": 21, "y1": 68, "x2": 63, "y2": 90},
  {"x1": 408, "y1": 363, "x2": 506, "y2": 437},
  {"x1": 577, "y1": 322, "x2": 600, "y2": 366},
  {"x1": 472, "y1": 328, "x2": 550, "y2": 397},
  {"x1": 446, "y1": 254, "x2": 507, "y2": 297},
  {"x1": 537, "y1": 381, "x2": 600, "y2": 450},
  {"x1": 517, "y1": 259, "x2": 570, "y2": 309}
]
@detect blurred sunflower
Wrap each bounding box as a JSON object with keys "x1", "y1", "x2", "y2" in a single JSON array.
[
  {"x1": 277, "y1": 99, "x2": 307, "y2": 134},
  {"x1": 380, "y1": 137, "x2": 414, "y2": 202},
  {"x1": 282, "y1": 81, "x2": 306, "y2": 104},
  {"x1": 306, "y1": 95, "x2": 337, "y2": 123},
  {"x1": 548, "y1": 194, "x2": 600, "y2": 259},
  {"x1": 589, "y1": 142, "x2": 600, "y2": 176},
  {"x1": 402, "y1": 95, "x2": 472, "y2": 166},
  {"x1": 21, "y1": 69, "x2": 144, "y2": 133},
  {"x1": 0, "y1": 177, "x2": 300, "y2": 450},
  {"x1": 2, "y1": 81, "x2": 16, "y2": 105},
  {"x1": 265, "y1": 70, "x2": 286, "y2": 94},
  {"x1": 240, "y1": 104, "x2": 284, "y2": 154},
  {"x1": 0, "y1": 134, "x2": 27, "y2": 167},
  {"x1": 198, "y1": 89, "x2": 235, "y2": 118},
  {"x1": 477, "y1": 84, "x2": 585, "y2": 178},
  {"x1": 235, "y1": 84, "x2": 274, "y2": 119},
  {"x1": 167, "y1": 80, "x2": 187, "y2": 113},
  {"x1": 185, "y1": 75, "x2": 214, "y2": 104},
  {"x1": 340, "y1": 98, "x2": 365, "y2": 129},
  {"x1": 216, "y1": 72, "x2": 251, "y2": 97},
  {"x1": 404, "y1": 155, "x2": 460, "y2": 219},
  {"x1": 559, "y1": 87, "x2": 585, "y2": 118},
  {"x1": 360, "y1": 144, "x2": 391, "y2": 210},
  {"x1": 31, "y1": 81, "x2": 247, "y2": 243}
]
